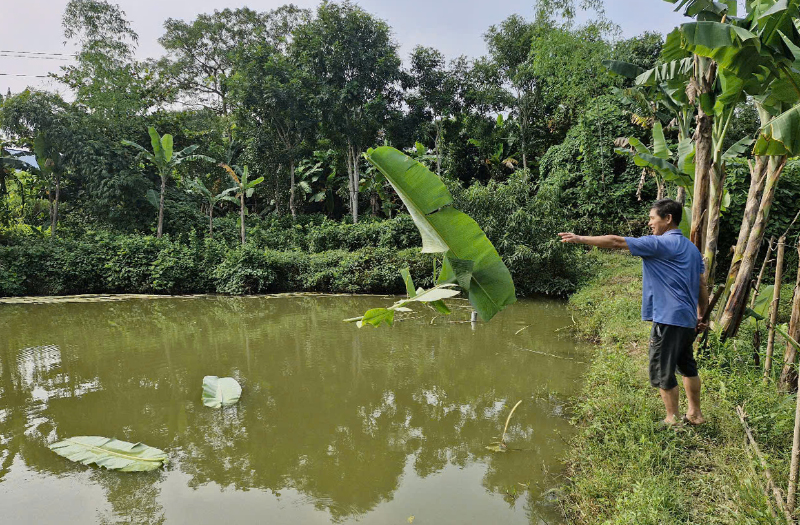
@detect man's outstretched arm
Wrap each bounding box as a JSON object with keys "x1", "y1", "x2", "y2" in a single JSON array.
[{"x1": 558, "y1": 232, "x2": 630, "y2": 251}]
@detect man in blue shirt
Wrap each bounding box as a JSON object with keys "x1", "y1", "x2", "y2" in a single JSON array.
[{"x1": 558, "y1": 199, "x2": 709, "y2": 426}]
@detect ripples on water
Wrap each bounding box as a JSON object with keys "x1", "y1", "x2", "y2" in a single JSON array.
[{"x1": 0, "y1": 295, "x2": 588, "y2": 524}]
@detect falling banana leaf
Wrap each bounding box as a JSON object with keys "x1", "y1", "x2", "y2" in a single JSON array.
[
  {"x1": 364, "y1": 146, "x2": 515, "y2": 321},
  {"x1": 345, "y1": 284, "x2": 461, "y2": 327},
  {"x1": 49, "y1": 436, "x2": 168, "y2": 472},
  {"x1": 202, "y1": 376, "x2": 242, "y2": 408}
]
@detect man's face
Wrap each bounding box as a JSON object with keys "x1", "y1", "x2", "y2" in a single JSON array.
[{"x1": 648, "y1": 208, "x2": 673, "y2": 235}]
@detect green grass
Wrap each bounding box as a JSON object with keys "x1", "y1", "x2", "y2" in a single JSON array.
[{"x1": 561, "y1": 250, "x2": 797, "y2": 524}]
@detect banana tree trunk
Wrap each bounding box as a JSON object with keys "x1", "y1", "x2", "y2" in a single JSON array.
[
  {"x1": 157, "y1": 174, "x2": 166, "y2": 239},
  {"x1": 50, "y1": 171, "x2": 60, "y2": 238},
  {"x1": 702, "y1": 161, "x2": 726, "y2": 286},
  {"x1": 691, "y1": 106, "x2": 712, "y2": 251},
  {"x1": 289, "y1": 160, "x2": 296, "y2": 220},
  {"x1": 689, "y1": 57, "x2": 716, "y2": 252},
  {"x1": 764, "y1": 236, "x2": 786, "y2": 380},
  {"x1": 676, "y1": 186, "x2": 686, "y2": 205},
  {"x1": 779, "y1": 238, "x2": 800, "y2": 392},
  {"x1": 716, "y1": 157, "x2": 769, "y2": 322},
  {"x1": 347, "y1": 141, "x2": 359, "y2": 224},
  {"x1": 719, "y1": 156, "x2": 786, "y2": 339},
  {"x1": 240, "y1": 193, "x2": 246, "y2": 245}
]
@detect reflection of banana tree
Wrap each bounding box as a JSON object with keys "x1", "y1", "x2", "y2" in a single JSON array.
[
  {"x1": 122, "y1": 127, "x2": 213, "y2": 238},
  {"x1": 186, "y1": 177, "x2": 236, "y2": 237},
  {"x1": 220, "y1": 164, "x2": 264, "y2": 245}
]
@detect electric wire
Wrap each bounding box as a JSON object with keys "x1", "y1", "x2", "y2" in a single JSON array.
[
  {"x1": 0, "y1": 54, "x2": 72, "y2": 61},
  {"x1": 0, "y1": 50, "x2": 76, "y2": 57}
]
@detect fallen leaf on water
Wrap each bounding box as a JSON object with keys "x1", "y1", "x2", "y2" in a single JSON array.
[{"x1": 407, "y1": 516, "x2": 415, "y2": 523}]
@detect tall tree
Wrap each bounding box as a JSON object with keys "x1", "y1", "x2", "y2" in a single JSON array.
[
  {"x1": 58, "y1": 0, "x2": 168, "y2": 117},
  {"x1": 408, "y1": 46, "x2": 462, "y2": 174},
  {"x1": 234, "y1": 41, "x2": 317, "y2": 219},
  {"x1": 292, "y1": 1, "x2": 403, "y2": 223}
]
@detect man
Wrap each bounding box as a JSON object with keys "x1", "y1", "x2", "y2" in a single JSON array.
[{"x1": 558, "y1": 199, "x2": 708, "y2": 426}]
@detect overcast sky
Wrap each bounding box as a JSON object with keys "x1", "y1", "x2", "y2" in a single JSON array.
[{"x1": 1, "y1": 0, "x2": 689, "y2": 98}]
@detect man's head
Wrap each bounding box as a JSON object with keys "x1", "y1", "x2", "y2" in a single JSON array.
[{"x1": 649, "y1": 199, "x2": 682, "y2": 235}]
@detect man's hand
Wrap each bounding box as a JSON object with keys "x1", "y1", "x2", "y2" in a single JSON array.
[
  {"x1": 558, "y1": 232, "x2": 583, "y2": 244},
  {"x1": 696, "y1": 317, "x2": 708, "y2": 334}
]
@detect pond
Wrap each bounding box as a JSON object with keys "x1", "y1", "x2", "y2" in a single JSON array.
[{"x1": 0, "y1": 295, "x2": 589, "y2": 524}]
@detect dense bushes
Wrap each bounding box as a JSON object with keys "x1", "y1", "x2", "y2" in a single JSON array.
[
  {"x1": 0, "y1": 173, "x2": 601, "y2": 297},
  {"x1": 0, "y1": 231, "x2": 437, "y2": 297}
]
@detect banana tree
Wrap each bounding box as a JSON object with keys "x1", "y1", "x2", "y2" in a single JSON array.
[
  {"x1": 295, "y1": 149, "x2": 342, "y2": 217},
  {"x1": 346, "y1": 146, "x2": 516, "y2": 326},
  {"x1": 185, "y1": 177, "x2": 235, "y2": 237},
  {"x1": 122, "y1": 127, "x2": 212, "y2": 238},
  {"x1": 31, "y1": 133, "x2": 66, "y2": 238},
  {"x1": 668, "y1": 0, "x2": 800, "y2": 337},
  {"x1": 220, "y1": 164, "x2": 264, "y2": 245}
]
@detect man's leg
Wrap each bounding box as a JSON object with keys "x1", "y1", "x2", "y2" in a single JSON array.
[
  {"x1": 682, "y1": 375, "x2": 705, "y2": 425},
  {"x1": 659, "y1": 386, "x2": 680, "y2": 424},
  {"x1": 650, "y1": 323, "x2": 681, "y2": 424}
]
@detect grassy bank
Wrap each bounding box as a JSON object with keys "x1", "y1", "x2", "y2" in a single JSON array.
[{"x1": 561, "y1": 250, "x2": 797, "y2": 524}]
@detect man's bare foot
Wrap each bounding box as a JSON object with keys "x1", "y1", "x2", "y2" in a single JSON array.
[
  {"x1": 662, "y1": 415, "x2": 681, "y2": 426},
  {"x1": 683, "y1": 413, "x2": 706, "y2": 425}
]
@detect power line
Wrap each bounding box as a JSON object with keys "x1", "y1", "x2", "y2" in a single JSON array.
[
  {"x1": 0, "y1": 73, "x2": 51, "y2": 78},
  {"x1": 0, "y1": 50, "x2": 76, "y2": 57},
  {"x1": 0, "y1": 54, "x2": 72, "y2": 61}
]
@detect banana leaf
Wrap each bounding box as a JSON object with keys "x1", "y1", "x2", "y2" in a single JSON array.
[
  {"x1": 49, "y1": 436, "x2": 168, "y2": 472},
  {"x1": 754, "y1": 103, "x2": 800, "y2": 155},
  {"x1": 364, "y1": 147, "x2": 516, "y2": 321},
  {"x1": 345, "y1": 284, "x2": 461, "y2": 327},
  {"x1": 202, "y1": 376, "x2": 242, "y2": 408},
  {"x1": 601, "y1": 60, "x2": 644, "y2": 79}
]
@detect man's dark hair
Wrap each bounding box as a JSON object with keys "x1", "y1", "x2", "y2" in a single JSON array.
[{"x1": 651, "y1": 199, "x2": 682, "y2": 225}]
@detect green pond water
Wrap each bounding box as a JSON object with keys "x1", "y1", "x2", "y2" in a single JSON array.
[{"x1": 0, "y1": 295, "x2": 589, "y2": 524}]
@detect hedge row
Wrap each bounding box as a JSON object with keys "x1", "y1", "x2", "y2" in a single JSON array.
[{"x1": 0, "y1": 234, "x2": 436, "y2": 297}]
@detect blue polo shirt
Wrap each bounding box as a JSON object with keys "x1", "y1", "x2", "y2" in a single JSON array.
[{"x1": 623, "y1": 229, "x2": 704, "y2": 329}]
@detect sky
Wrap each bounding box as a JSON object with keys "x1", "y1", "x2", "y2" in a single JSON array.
[{"x1": 1, "y1": 0, "x2": 690, "y2": 98}]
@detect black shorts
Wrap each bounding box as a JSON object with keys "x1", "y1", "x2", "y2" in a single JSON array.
[{"x1": 649, "y1": 322, "x2": 698, "y2": 390}]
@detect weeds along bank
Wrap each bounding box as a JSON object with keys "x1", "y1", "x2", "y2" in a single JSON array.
[{"x1": 562, "y1": 250, "x2": 797, "y2": 524}]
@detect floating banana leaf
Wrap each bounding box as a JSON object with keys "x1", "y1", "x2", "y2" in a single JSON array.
[
  {"x1": 49, "y1": 436, "x2": 168, "y2": 472},
  {"x1": 202, "y1": 376, "x2": 242, "y2": 408}
]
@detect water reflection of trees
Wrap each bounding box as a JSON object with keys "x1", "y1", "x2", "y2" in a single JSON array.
[{"x1": 0, "y1": 296, "x2": 583, "y2": 522}]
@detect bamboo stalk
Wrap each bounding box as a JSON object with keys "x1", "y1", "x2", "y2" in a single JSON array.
[
  {"x1": 751, "y1": 237, "x2": 776, "y2": 310},
  {"x1": 790, "y1": 362, "x2": 800, "y2": 514},
  {"x1": 765, "y1": 236, "x2": 786, "y2": 380},
  {"x1": 736, "y1": 405, "x2": 792, "y2": 522},
  {"x1": 779, "y1": 238, "x2": 800, "y2": 392}
]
